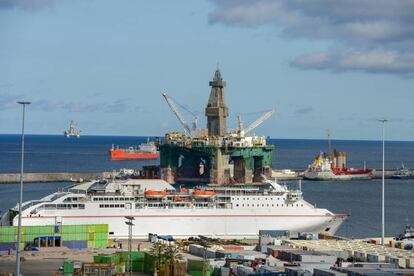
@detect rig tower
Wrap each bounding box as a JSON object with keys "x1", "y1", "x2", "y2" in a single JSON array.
[{"x1": 205, "y1": 65, "x2": 228, "y2": 137}]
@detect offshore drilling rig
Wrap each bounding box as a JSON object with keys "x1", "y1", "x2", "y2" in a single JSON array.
[{"x1": 159, "y1": 66, "x2": 275, "y2": 185}]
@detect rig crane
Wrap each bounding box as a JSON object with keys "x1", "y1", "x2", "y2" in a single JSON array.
[
  {"x1": 238, "y1": 108, "x2": 275, "y2": 137},
  {"x1": 162, "y1": 92, "x2": 198, "y2": 137}
]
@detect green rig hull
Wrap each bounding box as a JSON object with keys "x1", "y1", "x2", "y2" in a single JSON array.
[{"x1": 159, "y1": 143, "x2": 274, "y2": 185}]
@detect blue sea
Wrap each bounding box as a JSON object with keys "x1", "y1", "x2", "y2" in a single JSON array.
[{"x1": 0, "y1": 134, "x2": 413, "y2": 238}]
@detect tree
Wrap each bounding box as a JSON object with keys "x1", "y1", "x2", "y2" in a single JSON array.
[
  {"x1": 164, "y1": 244, "x2": 183, "y2": 276},
  {"x1": 149, "y1": 241, "x2": 167, "y2": 274}
]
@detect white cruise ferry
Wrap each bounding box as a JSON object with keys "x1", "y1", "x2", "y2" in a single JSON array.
[{"x1": 2, "y1": 179, "x2": 347, "y2": 239}]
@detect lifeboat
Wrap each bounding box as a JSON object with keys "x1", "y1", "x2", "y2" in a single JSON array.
[
  {"x1": 192, "y1": 190, "x2": 217, "y2": 199},
  {"x1": 145, "y1": 190, "x2": 168, "y2": 198},
  {"x1": 179, "y1": 187, "x2": 189, "y2": 193}
]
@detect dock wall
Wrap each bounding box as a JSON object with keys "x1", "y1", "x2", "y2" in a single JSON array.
[
  {"x1": 0, "y1": 169, "x2": 399, "y2": 184},
  {"x1": 0, "y1": 172, "x2": 115, "y2": 184}
]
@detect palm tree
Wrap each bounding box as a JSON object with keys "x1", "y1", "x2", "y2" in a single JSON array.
[
  {"x1": 149, "y1": 241, "x2": 167, "y2": 274},
  {"x1": 164, "y1": 244, "x2": 183, "y2": 276}
]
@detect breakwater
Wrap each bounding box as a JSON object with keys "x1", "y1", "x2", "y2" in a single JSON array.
[
  {"x1": 0, "y1": 169, "x2": 398, "y2": 183},
  {"x1": 0, "y1": 172, "x2": 116, "y2": 184}
]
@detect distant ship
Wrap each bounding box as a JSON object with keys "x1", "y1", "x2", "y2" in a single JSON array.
[
  {"x1": 304, "y1": 130, "x2": 371, "y2": 181},
  {"x1": 109, "y1": 140, "x2": 159, "y2": 160},
  {"x1": 64, "y1": 121, "x2": 81, "y2": 138},
  {"x1": 304, "y1": 152, "x2": 372, "y2": 181},
  {"x1": 392, "y1": 163, "x2": 414, "y2": 179}
]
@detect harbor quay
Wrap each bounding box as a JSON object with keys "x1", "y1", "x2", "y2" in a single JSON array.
[{"x1": 1, "y1": 233, "x2": 414, "y2": 275}]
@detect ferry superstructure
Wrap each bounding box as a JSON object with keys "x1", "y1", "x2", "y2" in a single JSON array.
[{"x1": 2, "y1": 179, "x2": 347, "y2": 239}]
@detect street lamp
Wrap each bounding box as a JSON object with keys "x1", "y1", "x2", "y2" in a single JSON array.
[
  {"x1": 125, "y1": 216, "x2": 135, "y2": 276},
  {"x1": 16, "y1": 101, "x2": 31, "y2": 275},
  {"x1": 378, "y1": 118, "x2": 388, "y2": 246}
]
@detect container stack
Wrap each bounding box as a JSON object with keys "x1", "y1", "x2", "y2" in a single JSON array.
[
  {"x1": 0, "y1": 224, "x2": 108, "y2": 251},
  {"x1": 94, "y1": 253, "x2": 125, "y2": 273},
  {"x1": 93, "y1": 251, "x2": 157, "y2": 274},
  {"x1": 61, "y1": 224, "x2": 108, "y2": 249}
]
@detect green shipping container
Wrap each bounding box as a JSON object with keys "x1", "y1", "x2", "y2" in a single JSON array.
[
  {"x1": 94, "y1": 239, "x2": 108, "y2": 248},
  {"x1": 189, "y1": 270, "x2": 212, "y2": 276},
  {"x1": 95, "y1": 232, "x2": 108, "y2": 240},
  {"x1": 188, "y1": 259, "x2": 210, "y2": 271},
  {"x1": 64, "y1": 260, "x2": 73, "y2": 273},
  {"x1": 95, "y1": 224, "x2": 108, "y2": 233},
  {"x1": 132, "y1": 261, "x2": 145, "y2": 272}
]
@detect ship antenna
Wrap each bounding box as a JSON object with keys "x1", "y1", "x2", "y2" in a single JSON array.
[{"x1": 327, "y1": 129, "x2": 332, "y2": 156}]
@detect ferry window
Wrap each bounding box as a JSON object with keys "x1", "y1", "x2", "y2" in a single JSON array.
[
  {"x1": 119, "y1": 198, "x2": 124, "y2": 201},
  {"x1": 105, "y1": 204, "x2": 109, "y2": 208},
  {"x1": 265, "y1": 198, "x2": 267, "y2": 200},
  {"x1": 72, "y1": 204, "x2": 78, "y2": 208},
  {"x1": 79, "y1": 204, "x2": 85, "y2": 209},
  {"x1": 296, "y1": 204, "x2": 298, "y2": 207},
  {"x1": 242, "y1": 204, "x2": 244, "y2": 207},
  {"x1": 99, "y1": 204, "x2": 103, "y2": 208},
  {"x1": 281, "y1": 204, "x2": 284, "y2": 207},
  {"x1": 115, "y1": 204, "x2": 119, "y2": 208},
  {"x1": 110, "y1": 204, "x2": 114, "y2": 208},
  {"x1": 267, "y1": 204, "x2": 269, "y2": 207},
  {"x1": 93, "y1": 198, "x2": 97, "y2": 201},
  {"x1": 121, "y1": 204, "x2": 125, "y2": 208},
  {"x1": 109, "y1": 198, "x2": 114, "y2": 201}
]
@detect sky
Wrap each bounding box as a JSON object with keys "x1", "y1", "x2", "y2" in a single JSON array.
[{"x1": 0, "y1": 0, "x2": 413, "y2": 140}]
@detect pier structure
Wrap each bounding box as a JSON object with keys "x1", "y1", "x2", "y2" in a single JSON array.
[{"x1": 159, "y1": 67, "x2": 274, "y2": 185}]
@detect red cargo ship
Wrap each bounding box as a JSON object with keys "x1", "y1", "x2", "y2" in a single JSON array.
[{"x1": 109, "y1": 141, "x2": 159, "y2": 160}]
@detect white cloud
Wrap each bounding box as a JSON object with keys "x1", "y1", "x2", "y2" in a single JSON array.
[
  {"x1": 209, "y1": 0, "x2": 414, "y2": 77},
  {"x1": 0, "y1": 0, "x2": 55, "y2": 10}
]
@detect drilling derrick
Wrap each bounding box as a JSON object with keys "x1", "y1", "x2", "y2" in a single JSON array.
[{"x1": 205, "y1": 66, "x2": 228, "y2": 137}]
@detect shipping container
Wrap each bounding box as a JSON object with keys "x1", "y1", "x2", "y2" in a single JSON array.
[
  {"x1": 63, "y1": 240, "x2": 87, "y2": 249},
  {"x1": 64, "y1": 260, "x2": 74, "y2": 273}
]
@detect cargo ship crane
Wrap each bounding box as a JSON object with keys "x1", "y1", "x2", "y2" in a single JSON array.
[
  {"x1": 162, "y1": 92, "x2": 197, "y2": 137},
  {"x1": 238, "y1": 108, "x2": 275, "y2": 137}
]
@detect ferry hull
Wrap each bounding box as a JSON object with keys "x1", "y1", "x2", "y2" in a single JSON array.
[{"x1": 15, "y1": 209, "x2": 347, "y2": 239}]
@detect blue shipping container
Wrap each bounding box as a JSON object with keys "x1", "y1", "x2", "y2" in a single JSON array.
[
  {"x1": 63, "y1": 240, "x2": 87, "y2": 249},
  {"x1": 0, "y1": 243, "x2": 17, "y2": 251}
]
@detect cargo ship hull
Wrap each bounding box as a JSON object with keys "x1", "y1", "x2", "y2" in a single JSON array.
[
  {"x1": 109, "y1": 149, "x2": 159, "y2": 160},
  {"x1": 304, "y1": 171, "x2": 371, "y2": 181}
]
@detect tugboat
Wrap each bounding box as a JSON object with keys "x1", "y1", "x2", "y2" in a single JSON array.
[
  {"x1": 396, "y1": 224, "x2": 414, "y2": 241},
  {"x1": 392, "y1": 163, "x2": 414, "y2": 179},
  {"x1": 64, "y1": 120, "x2": 81, "y2": 138}
]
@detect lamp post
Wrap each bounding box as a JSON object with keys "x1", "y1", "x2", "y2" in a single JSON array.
[
  {"x1": 125, "y1": 216, "x2": 135, "y2": 276},
  {"x1": 16, "y1": 101, "x2": 31, "y2": 275},
  {"x1": 378, "y1": 119, "x2": 388, "y2": 246}
]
